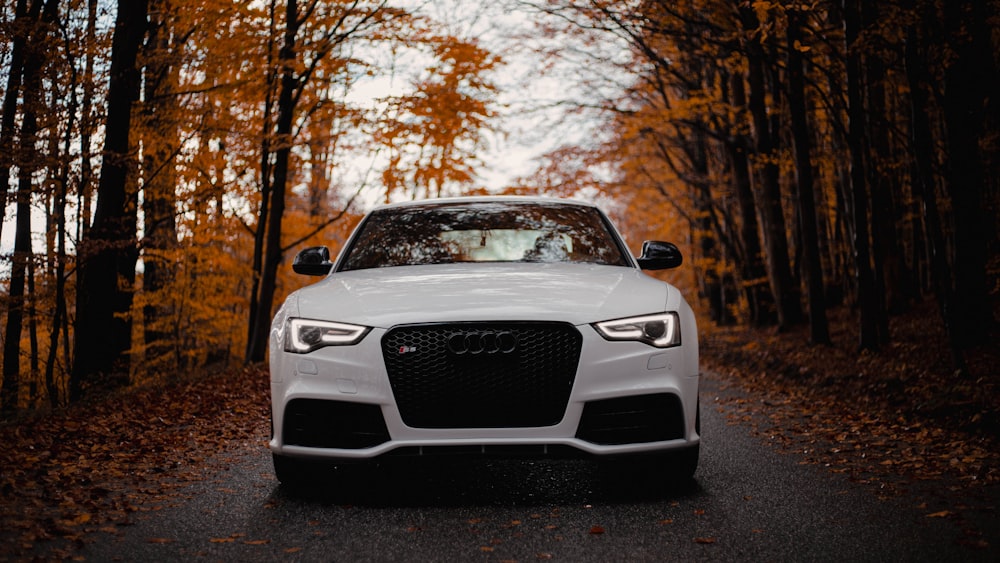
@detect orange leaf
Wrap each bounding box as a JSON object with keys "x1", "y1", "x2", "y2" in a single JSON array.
[
  {"x1": 694, "y1": 537, "x2": 717, "y2": 544},
  {"x1": 589, "y1": 525, "x2": 605, "y2": 535}
]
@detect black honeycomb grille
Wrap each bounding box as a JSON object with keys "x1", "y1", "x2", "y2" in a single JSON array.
[{"x1": 382, "y1": 322, "x2": 582, "y2": 428}]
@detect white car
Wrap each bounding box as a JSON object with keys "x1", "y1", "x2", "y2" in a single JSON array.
[{"x1": 268, "y1": 197, "x2": 700, "y2": 484}]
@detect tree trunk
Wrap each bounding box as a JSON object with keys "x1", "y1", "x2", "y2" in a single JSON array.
[
  {"x1": 78, "y1": 0, "x2": 99, "y2": 243},
  {"x1": 785, "y1": 6, "x2": 829, "y2": 345},
  {"x1": 739, "y1": 4, "x2": 802, "y2": 330},
  {"x1": 860, "y1": 1, "x2": 893, "y2": 345},
  {"x1": 903, "y1": 2, "x2": 961, "y2": 369},
  {"x1": 690, "y1": 134, "x2": 727, "y2": 325},
  {"x1": 246, "y1": 0, "x2": 299, "y2": 363},
  {"x1": 71, "y1": 0, "x2": 149, "y2": 400},
  {"x1": 842, "y1": 0, "x2": 881, "y2": 352},
  {"x1": 0, "y1": 0, "x2": 35, "y2": 245},
  {"x1": 1, "y1": 116, "x2": 36, "y2": 414},
  {"x1": 46, "y1": 124, "x2": 71, "y2": 409},
  {"x1": 141, "y1": 0, "x2": 180, "y2": 367},
  {"x1": 940, "y1": 0, "x2": 995, "y2": 351},
  {"x1": 245, "y1": 0, "x2": 279, "y2": 363},
  {"x1": 1, "y1": 0, "x2": 58, "y2": 415},
  {"x1": 728, "y1": 72, "x2": 774, "y2": 326}
]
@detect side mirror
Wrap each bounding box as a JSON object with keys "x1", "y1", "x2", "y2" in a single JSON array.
[
  {"x1": 292, "y1": 246, "x2": 333, "y2": 276},
  {"x1": 636, "y1": 241, "x2": 683, "y2": 270}
]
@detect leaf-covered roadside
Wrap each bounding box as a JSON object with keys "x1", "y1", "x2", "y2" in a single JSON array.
[
  {"x1": 702, "y1": 300, "x2": 999, "y2": 543},
  {"x1": 703, "y1": 301, "x2": 999, "y2": 490},
  {"x1": 0, "y1": 365, "x2": 270, "y2": 559}
]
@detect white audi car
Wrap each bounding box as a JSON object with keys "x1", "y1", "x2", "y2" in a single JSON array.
[{"x1": 268, "y1": 197, "x2": 700, "y2": 484}]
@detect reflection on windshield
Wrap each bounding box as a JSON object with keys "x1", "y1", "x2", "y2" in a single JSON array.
[{"x1": 340, "y1": 201, "x2": 629, "y2": 271}]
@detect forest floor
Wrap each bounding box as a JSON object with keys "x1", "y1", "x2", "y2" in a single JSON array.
[
  {"x1": 701, "y1": 299, "x2": 1000, "y2": 520},
  {"x1": 1, "y1": 300, "x2": 998, "y2": 557}
]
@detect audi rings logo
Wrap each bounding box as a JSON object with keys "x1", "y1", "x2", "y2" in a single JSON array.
[{"x1": 447, "y1": 331, "x2": 518, "y2": 355}]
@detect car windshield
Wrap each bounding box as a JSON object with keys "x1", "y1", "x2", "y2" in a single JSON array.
[{"x1": 339, "y1": 201, "x2": 631, "y2": 271}]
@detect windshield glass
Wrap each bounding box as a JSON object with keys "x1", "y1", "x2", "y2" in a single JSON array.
[{"x1": 339, "y1": 201, "x2": 630, "y2": 271}]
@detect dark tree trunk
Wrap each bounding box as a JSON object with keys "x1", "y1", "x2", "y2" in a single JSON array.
[
  {"x1": 2, "y1": 0, "x2": 59, "y2": 415},
  {"x1": 247, "y1": 0, "x2": 299, "y2": 363},
  {"x1": 77, "y1": 0, "x2": 99, "y2": 242},
  {"x1": 786, "y1": 6, "x2": 829, "y2": 345},
  {"x1": 71, "y1": 0, "x2": 149, "y2": 400},
  {"x1": 860, "y1": 1, "x2": 893, "y2": 345},
  {"x1": 0, "y1": 0, "x2": 36, "y2": 245},
  {"x1": 690, "y1": 134, "x2": 729, "y2": 325},
  {"x1": 46, "y1": 118, "x2": 72, "y2": 408},
  {"x1": 940, "y1": 0, "x2": 995, "y2": 351},
  {"x1": 903, "y1": 0, "x2": 961, "y2": 369},
  {"x1": 245, "y1": 0, "x2": 279, "y2": 363},
  {"x1": 728, "y1": 73, "x2": 774, "y2": 326},
  {"x1": 1, "y1": 114, "x2": 36, "y2": 414},
  {"x1": 141, "y1": 0, "x2": 180, "y2": 364},
  {"x1": 842, "y1": 0, "x2": 881, "y2": 352},
  {"x1": 739, "y1": 3, "x2": 802, "y2": 331}
]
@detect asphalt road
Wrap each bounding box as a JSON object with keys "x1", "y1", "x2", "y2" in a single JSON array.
[{"x1": 75, "y1": 372, "x2": 996, "y2": 561}]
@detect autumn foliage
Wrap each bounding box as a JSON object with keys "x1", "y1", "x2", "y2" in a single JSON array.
[{"x1": 0, "y1": 1, "x2": 500, "y2": 411}]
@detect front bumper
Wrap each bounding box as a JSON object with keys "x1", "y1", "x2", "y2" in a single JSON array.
[{"x1": 269, "y1": 323, "x2": 700, "y2": 461}]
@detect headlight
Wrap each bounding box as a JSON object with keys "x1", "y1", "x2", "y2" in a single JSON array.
[
  {"x1": 284, "y1": 318, "x2": 370, "y2": 353},
  {"x1": 592, "y1": 312, "x2": 681, "y2": 348}
]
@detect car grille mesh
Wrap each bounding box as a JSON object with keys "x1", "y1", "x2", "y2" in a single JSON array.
[{"x1": 382, "y1": 323, "x2": 582, "y2": 428}]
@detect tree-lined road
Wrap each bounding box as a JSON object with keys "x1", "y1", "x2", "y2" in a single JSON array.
[{"x1": 72, "y1": 372, "x2": 996, "y2": 561}]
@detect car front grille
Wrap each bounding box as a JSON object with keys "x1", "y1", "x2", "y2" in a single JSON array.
[{"x1": 382, "y1": 322, "x2": 582, "y2": 428}]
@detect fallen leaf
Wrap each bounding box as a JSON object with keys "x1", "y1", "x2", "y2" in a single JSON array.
[
  {"x1": 589, "y1": 525, "x2": 605, "y2": 535},
  {"x1": 694, "y1": 537, "x2": 716, "y2": 544},
  {"x1": 926, "y1": 510, "x2": 952, "y2": 518}
]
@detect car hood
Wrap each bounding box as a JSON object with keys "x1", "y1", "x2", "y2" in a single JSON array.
[{"x1": 288, "y1": 263, "x2": 681, "y2": 327}]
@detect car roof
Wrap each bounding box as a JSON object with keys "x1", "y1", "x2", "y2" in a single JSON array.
[{"x1": 371, "y1": 195, "x2": 601, "y2": 212}]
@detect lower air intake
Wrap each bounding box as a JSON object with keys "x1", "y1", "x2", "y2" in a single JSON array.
[{"x1": 576, "y1": 393, "x2": 685, "y2": 445}]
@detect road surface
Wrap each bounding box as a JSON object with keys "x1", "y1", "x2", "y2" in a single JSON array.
[{"x1": 72, "y1": 371, "x2": 997, "y2": 561}]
